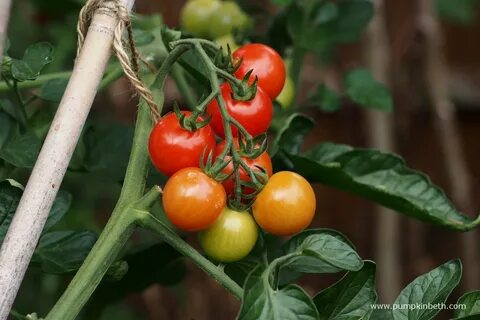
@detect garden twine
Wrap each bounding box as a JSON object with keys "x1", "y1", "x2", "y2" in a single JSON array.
[{"x1": 77, "y1": 0, "x2": 161, "y2": 122}]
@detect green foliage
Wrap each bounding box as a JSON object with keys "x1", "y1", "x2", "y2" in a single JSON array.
[
  {"x1": 238, "y1": 266, "x2": 319, "y2": 320},
  {"x1": 32, "y1": 231, "x2": 97, "y2": 273},
  {"x1": 435, "y1": 0, "x2": 480, "y2": 24},
  {"x1": 0, "y1": 131, "x2": 42, "y2": 168},
  {"x1": 282, "y1": 142, "x2": 480, "y2": 230},
  {"x1": 10, "y1": 42, "x2": 54, "y2": 81},
  {"x1": 38, "y1": 78, "x2": 68, "y2": 102},
  {"x1": 283, "y1": 230, "x2": 363, "y2": 273},
  {"x1": 270, "y1": 113, "x2": 315, "y2": 155},
  {"x1": 310, "y1": 84, "x2": 341, "y2": 112},
  {"x1": 287, "y1": 0, "x2": 374, "y2": 56},
  {"x1": 454, "y1": 291, "x2": 480, "y2": 319},
  {"x1": 313, "y1": 261, "x2": 377, "y2": 319},
  {"x1": 0, "y1": 179, "x2": 95, "y2": 273},
  {"x1": 391, "y1": 260, "x2": 462, "y2": 320},
  {"x1": 344, "y1": 69, "x2": 393, "y2": 111},
  {"x1": 0, "y1": 179, "x2": 23, "y2": 242}
]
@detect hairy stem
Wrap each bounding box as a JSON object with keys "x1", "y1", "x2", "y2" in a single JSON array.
[{"x1": 45, "y1": 101, "x2": 154, "y2": 320}]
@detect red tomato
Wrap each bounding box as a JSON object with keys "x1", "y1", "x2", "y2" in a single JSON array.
[
  {"x1": 149, "y1": 111, "x2": 216, "y2": 176},
  {"x1": 214, "y1": 140, "x2": 272, "y2": 196},
  {"x1": 162, "y1": 167, "x2": 226, "y2": 231},
  {"x1": 233, "y1": 43, "x2": 286, "y2": 100},
  {"x1": 206, "y1": 83, "x2": 273, "y2": 138}
]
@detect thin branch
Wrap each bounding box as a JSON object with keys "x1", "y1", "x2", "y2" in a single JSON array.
[
  {"x1": 365, "y1": 0, "x2": 401, "y2": 303},
  {"x1": 418, "y1": 0, "x2": 479, "y2": 291},
  {"x1": 0, "y1": 1, "x2": 136, "y2": 318}
]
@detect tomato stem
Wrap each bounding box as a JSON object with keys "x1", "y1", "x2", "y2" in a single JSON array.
[{"x1": 46, "y1": 101, "x2": 155, "y2": 320}]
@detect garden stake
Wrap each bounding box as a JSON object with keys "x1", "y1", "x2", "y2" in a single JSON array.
[{"x1": 0, "y1": 0, "x2": 135, "y2": 318}]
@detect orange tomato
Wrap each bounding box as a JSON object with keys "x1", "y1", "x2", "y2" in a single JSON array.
[
  {"x1": 252, "y1": 171, "x2": 316, "y2": 236},
  {"x1": 162, "y1": 167, "x2": 226, "y2": 231}
]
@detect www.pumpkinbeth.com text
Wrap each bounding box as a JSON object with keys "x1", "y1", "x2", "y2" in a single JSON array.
[{"x1": 370, "y1": 303, "x2": 466, "y2": 311}]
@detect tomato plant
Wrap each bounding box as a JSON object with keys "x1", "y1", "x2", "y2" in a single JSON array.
[
  {"x1": 207, "y1": 82, "x2": 273, "y2": 138},
  {"x1": 1, "y1": 1, "x2": 480, "y2": 320},
  {"x1": 148, "y1": 111, "x2": 216, "y2": 176},
  {"x1": 199, "y1": 208, "x2": 258, "y2": 262},
  {"x1": 162, "y1": 167, "x2": 226, "y2": 231}
]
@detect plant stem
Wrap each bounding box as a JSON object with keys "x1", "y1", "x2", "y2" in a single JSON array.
[
  {"x1": 171, "y1": 64, "x2": 197, "y2": 108},
  {"x1": 139, "y1": 212, "x2": 243, "y2": 299},
  {"x1": 0, "y1": 63, "x2": 124, "y2": 93},
  {"x1": 45, "y1": 101, "x2": 154, "y2": 320},
  {"x1": 45, "y1": 209, "x2": 136, "y2": 320},
  {"x1": 0, "y1": 71, "x2": 72, "y2": 92}
]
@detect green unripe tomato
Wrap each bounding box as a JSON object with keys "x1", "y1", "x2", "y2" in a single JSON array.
[
  {"x1": 276, "y1": 76, "x2": 295, "y2": 108},
  {"x1": 214, "y1": 34, "x2": 239, "y2": 52},
  {"x1": 199, "y1": 208, "x2": 258, "y2": 262},
  {"x1": 180, "y1": 0, "x2": 220, "y2": 38},
  {"x1": 208, "y1": 2, "x2": 249, "y2": 39}
]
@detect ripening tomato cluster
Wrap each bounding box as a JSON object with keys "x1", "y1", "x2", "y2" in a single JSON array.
[{"x1": 148, "y1": 43, "x2": 316, "y2": 262}]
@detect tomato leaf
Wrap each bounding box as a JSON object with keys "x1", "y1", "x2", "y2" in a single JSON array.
[
  {"x1": 454, "y1": 291, "x2": 480, "y2": 319},
  {"x1": 287, "y1": 0, "x2": 373, "y2": 55},
  {"x1": 0, "y1": 112, "x2": 15, "y2": 150},
  {"x1": 313, "y1": 261, "x2": 377, "y2": 319},
  {"x1": 270, "y1": 113, "x2": 314, "y2": 156},
  {"x1": 281, "y1": 142, "x2": 480, "y2": 230},
  {"x1": 37, "y1": 78, "x2": 68, "y2": 103},
  {"x1": 344, "y1": 68, "x2": 393, "y2": 111},
  {"x1": 87, "y1": 243, "x2": 187, "y2": 311},
  {"x1": 392, "y1": 260, "x2": 462, "y2": 320},
  {"x1": 44, "y1": 190, "x2": 72, "y2": 231},
  {"x1": 0, "y1": 180, "x2": 73, "y2": 245},
  {"x1": 237, "y1": 266, "x2": 319, "y2": 320},
  {"x1": 32, "y1": 230, "x2": 97, "y2": 273},
  {"x1": 0, "y1": 179, "x2": 24, "y2": 244},
  {"x1": 283, "y1": 231, "x2": 363, "y2": 274},
  {"x1": 11, "y1": 42, "x2": 54, "y2": 81},
  {"x1": 0, "y1": 131, "x2": 42, "y2": 168},
  {"x1": 310, "y1": 84, "x2": 341, "y2": 113}
]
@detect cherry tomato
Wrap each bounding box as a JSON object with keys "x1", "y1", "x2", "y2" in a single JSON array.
[
  {"x1": 214, "y1": 140, "x2": 272, "y2": 196},
  {"x1": 162, "y1": 167, "x2": 226, "y2": 231},
  {"x1": 253, "y1": 171, "x2": 316, "y2": 236},
  {"x1": 206, "y1": 83, "x2": 273, "y2": 138},
  {"x1": 149, "y1": 111, "x2": 216, "y2": 176},
  {"x1": 199, "y1": 208, "x2": 258, "y2": 262},
  {"x1": 208, "y1": 1, "x2": 249, "y2": 39},
  {"x1": 233, "y1": 43, "x2": 286, "y2": 100},
  {"x1": 180, "y1": 0, "x2": 220, "y2": 38},
  {"x1": 276, "y1": 76, "x2": 295, "y2": 108}
]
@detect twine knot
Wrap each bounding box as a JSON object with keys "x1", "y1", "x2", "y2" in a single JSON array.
[{"x1": 77, "y1": 0, "x2": 161, "y2": 122}]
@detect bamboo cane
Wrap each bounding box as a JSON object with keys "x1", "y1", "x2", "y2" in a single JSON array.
[{"x1": 0, "y1": 1, "x2": 135, "y2": 318}]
